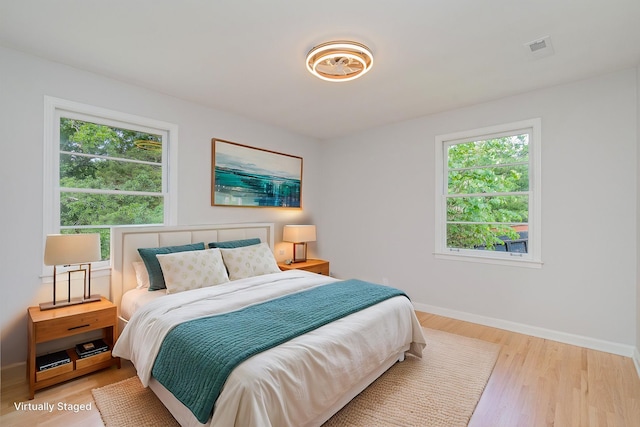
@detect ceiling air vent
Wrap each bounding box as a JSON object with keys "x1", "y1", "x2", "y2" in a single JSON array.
[{"x1": 524, "y1": 36, "x2": 554, "y2": 59}]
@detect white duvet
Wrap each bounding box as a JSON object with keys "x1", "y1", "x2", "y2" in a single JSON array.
[{"x1": 113, "y1": 270, "x2": 426, "y2": 427}]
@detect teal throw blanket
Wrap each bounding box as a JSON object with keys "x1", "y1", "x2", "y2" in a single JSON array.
[{"x1": 151, "y1": 279, "x2": 408, "y2": 423}]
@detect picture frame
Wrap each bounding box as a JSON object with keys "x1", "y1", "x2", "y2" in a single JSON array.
[{"x1": 211, "y1": 139, "x2": 303, "y2": 208}]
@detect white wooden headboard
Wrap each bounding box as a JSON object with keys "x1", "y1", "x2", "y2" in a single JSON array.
[{"x1": 110, "y1": 223, "x2": 275, "y2": 311}]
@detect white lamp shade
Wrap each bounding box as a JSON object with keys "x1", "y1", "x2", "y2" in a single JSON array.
[
  {"x1": 283, "y1": 225, "x2": 317, "y2": 243},
  {"x1": 44, "y1": 234, "x2": 101, "y2": 265}
]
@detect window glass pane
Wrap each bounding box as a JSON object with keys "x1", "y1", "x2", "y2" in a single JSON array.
[
  {"x1": 60, "y1": 192, "x2": 164, "y2": 227},
  {"x1": 60, "y1": 228, "x2": 111, "y2": 261},
  {"x1": 60, "y1": 153, "x2": 162, "y2": 192},
  {"x1": 60, "y1": 118, "x2": 162, "y2": 163},
  {"x1": 447, "y1": 223, "x2": 528, "y2": 253},
  {"x1": 448, "y1": 134, "x2": 529, "y2": 169},
  {"x1": 447, "y1": 195, "x2": 529, "y2": 223},
  {"x1": 448, "y1": 164, "x2": 529, "y2": 194}
]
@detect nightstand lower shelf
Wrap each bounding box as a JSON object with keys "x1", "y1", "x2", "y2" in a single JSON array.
[{"x1": 33, "y1": 349, "x2": 118, "y2": 392}]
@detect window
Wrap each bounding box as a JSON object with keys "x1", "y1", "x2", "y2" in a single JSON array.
[
  {"x1": 435, "y1": 119, "x2": 541, "y2": 267},
  {"x1": 44, "y1": 97, "x2": 178, "y2": 267}
]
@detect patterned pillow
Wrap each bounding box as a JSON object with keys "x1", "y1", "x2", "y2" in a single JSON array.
[
  {"x1": 220, "y1": 243, "x2": 281, "y2": 280},
  {"x1": 138, "y1": 242, "x2": 206, "y2": 291},
  {"x1": 156, "y1": 248, "x2": 229, "y2": 294}
]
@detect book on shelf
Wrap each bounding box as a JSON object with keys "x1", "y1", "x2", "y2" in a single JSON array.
[
  {"x1": 36, "y1": 350, "x2": 71, "y2": 371},
  {"x1": 75, "y1": 339, "x2": 109, "y2": 358}
]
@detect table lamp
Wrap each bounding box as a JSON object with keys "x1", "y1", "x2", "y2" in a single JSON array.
[
  {"x1": 41, "y1": 233, "x2": 102, "y2": 310},
  {"x1": 283, "y1": 225, "x2": 316, "y2": 263}
]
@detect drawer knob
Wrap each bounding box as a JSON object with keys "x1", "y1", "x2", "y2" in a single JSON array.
[{"x1": 68, "y1": 324, "x2": 90, "y2": 331}]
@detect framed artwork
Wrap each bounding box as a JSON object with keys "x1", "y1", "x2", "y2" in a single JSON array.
[{"x1": 211, "y1": 139, "x2": 303, "y2": 208}]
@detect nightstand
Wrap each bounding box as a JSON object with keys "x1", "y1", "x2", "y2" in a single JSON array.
[
  {"x1": 278, "y1": 259, "x2": 330, "y2": 276},
  {"x1": 27, "y1": 297, "x2": 120, "y2": 399}
]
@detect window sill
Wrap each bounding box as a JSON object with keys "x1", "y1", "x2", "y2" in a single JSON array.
[{"x1": 434, "y1": 252, "x2": 543, "y2": 269}]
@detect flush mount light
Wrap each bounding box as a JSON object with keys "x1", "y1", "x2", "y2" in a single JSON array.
[{"x1": 306, "y1": 41, "x2": 373, "y2": 82}]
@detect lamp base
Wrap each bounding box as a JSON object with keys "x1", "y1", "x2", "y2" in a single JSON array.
[
  {"x1": 39, "y1": 295, "x2": 102, "y2": 311},
  {"x1": 291, "y1": 242, "x2": 308, "y2": 263}
]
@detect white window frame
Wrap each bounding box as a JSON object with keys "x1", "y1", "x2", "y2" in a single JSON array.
[
  {"x1": 434, "y1": 118, "x2": 542, "y2": 268},
  {"x1": 43, "y1": 96, "x2": 178, "y2": 275}
]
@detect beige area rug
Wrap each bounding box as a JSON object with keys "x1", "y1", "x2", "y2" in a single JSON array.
[{"x1": 92, "y1": 328, "x2": 500, "y2": 427}]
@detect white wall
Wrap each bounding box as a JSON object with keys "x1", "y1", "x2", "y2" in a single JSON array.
[
  {"x1": 0, "y1": 46, "x2": 322, "y2": 366},
  {"x1": 319, "y1": 69, "x2": 638, "y2": 353},
  {"x1": 636, "y1": 65, "x2": 640, "y2": 370}
]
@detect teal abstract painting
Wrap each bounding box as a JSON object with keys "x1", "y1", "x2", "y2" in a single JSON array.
[{"x1": 212, "y1": 139, "x2": 302, "y2": 208}]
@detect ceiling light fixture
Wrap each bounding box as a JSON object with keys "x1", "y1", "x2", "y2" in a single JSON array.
[{"x1": 306, "y1": 41, "x2": 373, "y2": 82}]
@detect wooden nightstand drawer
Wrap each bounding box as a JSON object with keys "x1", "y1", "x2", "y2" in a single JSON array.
[
  {"x1": 34, "y1": 307, "x2": 116, "y2": 342},
  {"x1": 303, "y1": 263, "x2": 330, "y2": 275},
  {"x1": 36, "y1": 358, "x2": 73, "y2": 382}
]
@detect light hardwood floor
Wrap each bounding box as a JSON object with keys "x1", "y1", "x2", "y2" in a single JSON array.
[
  {"x1": 416, "y1": 312, "x2": 640, "y2": 427},
  {"x1": 2, "y1": 312, "x2": 639, "y2": 427}
]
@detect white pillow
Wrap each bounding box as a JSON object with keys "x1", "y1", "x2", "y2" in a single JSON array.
[
  {"x1": 220, "y1": 243, "x2": 281, "y2": 280},
  {"x1": 156, "y1": 248, "x2": 229, "y2": 294},
  {"x1": 133, "y1": 261, "x2": 150, "y2": 289}
]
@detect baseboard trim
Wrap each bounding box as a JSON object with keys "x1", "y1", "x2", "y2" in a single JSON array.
[
  {"x1": 414, "y1": 302, "x2": 637, "y2": 359},
  {"x1": 1, "y1": 361, "x2": 26, "y2": 379}
]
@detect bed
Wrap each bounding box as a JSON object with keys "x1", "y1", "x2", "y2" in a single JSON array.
[{"x1": 110, "y1": 223, "x2": 426, "y2": 427}]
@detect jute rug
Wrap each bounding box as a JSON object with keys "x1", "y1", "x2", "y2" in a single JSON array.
[{"x1": 92, "y1": 328, "x2": 500, "y2": 427}]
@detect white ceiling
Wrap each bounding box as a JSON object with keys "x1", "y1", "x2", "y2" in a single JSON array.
[{"x1": 2, "y1": 0, "x2": 639, "y2": 140}]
